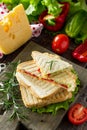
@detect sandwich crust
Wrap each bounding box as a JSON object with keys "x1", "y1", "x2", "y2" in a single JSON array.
[{"x1": 20, "y1": 85, "x2": 72, "y2": 108}]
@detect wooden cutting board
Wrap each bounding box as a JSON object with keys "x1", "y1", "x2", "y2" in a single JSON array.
[{"x1": 0, "y1": 41, "x2": 87, "y2": 130}]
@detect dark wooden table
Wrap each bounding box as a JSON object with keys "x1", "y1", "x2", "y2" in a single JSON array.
[{"x1": 0, "y1": 29, "x2": 87, "y2": 130}]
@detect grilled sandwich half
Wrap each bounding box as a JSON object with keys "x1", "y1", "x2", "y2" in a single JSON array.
[
  {"x1": 16, "y1": 60, "x2": 77, "y2": 92},
  {"x1": 20, "y1": 85, "x2": 72, "y2": 108},
  {"x1": 31, "y1": 51, "x2": 72, "y2": 78},
  {"x1": 16, "y1": 70, "x2": 64, "y2": 99}
]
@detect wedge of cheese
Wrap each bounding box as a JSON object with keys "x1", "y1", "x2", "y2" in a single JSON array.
[{"x1": 0, "y1": 4, "x2": 32, "y2": 54}]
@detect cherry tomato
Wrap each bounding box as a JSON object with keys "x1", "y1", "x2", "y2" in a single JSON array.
[
  {"x1": 52, "y1": 34, "x2": 69, "y2": 54},
  {"x1": 68, "y1": 103, "x2": 87, "y2": 125}
]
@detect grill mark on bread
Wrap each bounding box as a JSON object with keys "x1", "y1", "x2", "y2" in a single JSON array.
[
  {"x1": 20, "y1": 85, "x2": 72, "y2": 108},
  {"x1": 23, "y1": 70, "x2": 68, "y2": 89},
  {"x1": 16, "y1": 71, "x2": 63, "y2": 99},
  {"x1": 17, "y1": 60, "x2": 77, "y2": 91}
]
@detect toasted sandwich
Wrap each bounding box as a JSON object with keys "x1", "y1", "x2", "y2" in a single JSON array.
[
  {"x1": 20, "y1": 85, "x2": 72, "y2": 108},
  {"x1": 17, "y1": 60, "x2": 77, "y2": 92},
  {"x1": 16, "y1": 51, "x2": 79, "y2": 110},
  {"x1": 31, "y1": 51, "x2": 72, "y2": 77},
  {"x1": 16, "y1": 70, "x2": 64, "y2": 99}
]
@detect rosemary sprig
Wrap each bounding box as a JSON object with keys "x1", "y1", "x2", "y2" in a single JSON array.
[
  {"x1": 46, "y1": 60, "x2": 57, "y2": 70},
  {"x1": 0, "y1": 61, "x2": 28, "y2": 120}
]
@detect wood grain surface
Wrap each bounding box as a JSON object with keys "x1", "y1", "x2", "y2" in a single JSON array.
[{"x1": 0, "y1": 41, "x2": 87, "y2": 130}]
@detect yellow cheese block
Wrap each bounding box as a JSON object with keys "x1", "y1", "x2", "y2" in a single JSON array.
[{"x1": 0, "y1": 4, "x2": 32, "y2": 54}]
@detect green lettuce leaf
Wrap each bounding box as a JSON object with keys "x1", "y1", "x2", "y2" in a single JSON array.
[
  {"x1": 79, "y1": 0, "x2": 87, "y2": 12},
  {"x1": 26, "y1": 0, "x2": 63, "y2": 17},
  {"x1": 31, "y1": 101, "x2": 69, "y2": 114},
  {"x1": 41, "y1": 0, "x2": 62, "y2": 16}
]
